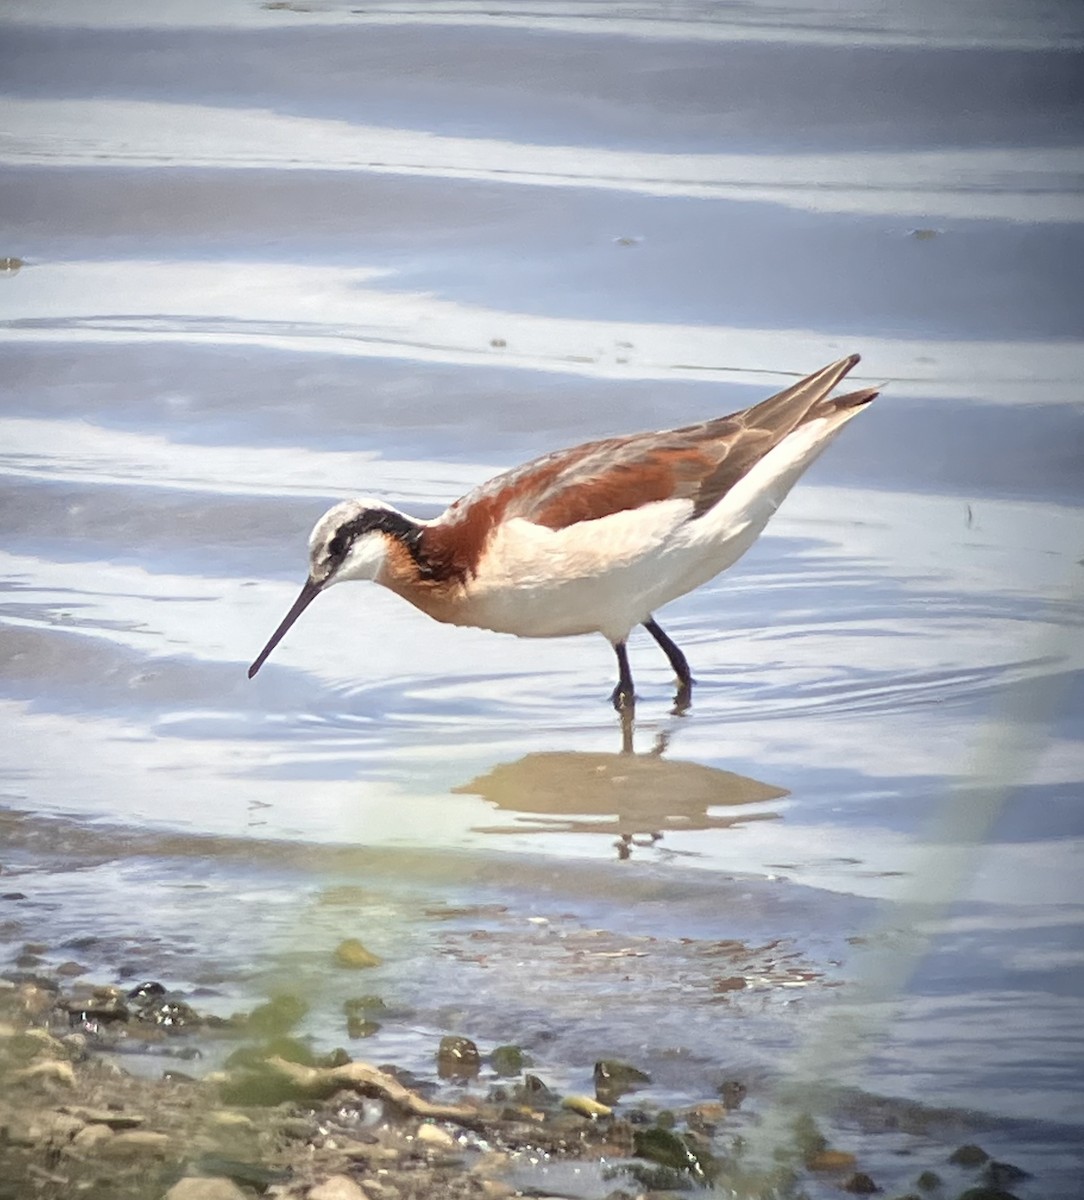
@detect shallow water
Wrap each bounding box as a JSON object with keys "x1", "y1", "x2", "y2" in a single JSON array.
[{"x1": 2, "y1": 2, "x2": 1083, "y2": 1195}]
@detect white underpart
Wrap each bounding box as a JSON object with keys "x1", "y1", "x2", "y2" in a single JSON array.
[{"x1": 461, "y1": 410, "x2": 861, "y2": 643}]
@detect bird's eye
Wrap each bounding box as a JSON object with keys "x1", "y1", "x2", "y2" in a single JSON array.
[{"x1": 327, "y1": 532, "x2": 349, "y2": 561}]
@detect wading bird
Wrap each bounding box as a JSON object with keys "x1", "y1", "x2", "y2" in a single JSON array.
[{"x1": 248, "y1": 355, "x2": 877, "y2": 712}]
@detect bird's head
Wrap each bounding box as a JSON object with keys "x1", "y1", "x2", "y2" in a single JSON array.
[
  {"x1": 307, "y1": 498, "x2": 420, "y2": 586},
  {"x1": 248, "y1": 498, "x2": 420, "y2": 678}
]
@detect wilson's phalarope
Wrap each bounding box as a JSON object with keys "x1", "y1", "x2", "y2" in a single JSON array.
[{"x1": 249, "y1": 355, "x2": 878, "y2": 712}]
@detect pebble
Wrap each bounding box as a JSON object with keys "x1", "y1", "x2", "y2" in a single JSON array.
[
  {"x1": 307, "y1": 1174, "x2": 372, "y2": 1200},
  {"x1": 808, "y1": 1149, "x2": 858, "y2": 1171},
  {"x1": 488, "y1": 1044, "x2": 525, "y2": 1077},
  {"x1": 12, "y1": 1059, "x2": 75, "y2": 1086},
  {"x1": 281, "y1": 1117, "x2": 316, "y2": 1140},
  {"x1": 683, "y1": 1100, "x2": 727, "y2": 1133},
  {"x1": 45, "y1": 1111, "x2": 85, "y2": 1141},
  {"x1": 70, "y1": 1123, "x2": 114, "y2": 1151},
  {"x1": 16, "y1": 983, "x2": 55, "y2": 1017},
  {"x1": 164, "y1": 1178, "x2": 251, "y2": 1200},
  {"x1": 436, "y1": 1035, "x2": 480, "y2": 1080},
  {"x1": 333, "y1": 939, "x2": 382, "y2": 970},
  {"x1": 950, "y1": 1143, "x2": 990, "y2": 1166},
  {"x1": 593, "y1": 1058, "x2": 650, "y2": 1102},
  {"x1": 984, "y1": 1161, "x2": 1030, "y2": 1186},
  {"x1": 561, "y1": 1094, "x2": 612, "y2": 1119},
  {"x1": 206, "y1": 1110, "x2": 253, "y2": 1129},
  {"x1": 478, "y1": 1182, "x2": 516, "y2": 1199},
  {"x1": 101, "y1": 1129, "x2": 172, "y2": 1158},
  {"x1": 63, "y1": 1106, "x2": 144, "y2": 1129},
  {"x1": 415, "y1": 1123, "x2": 456, "y2": 1150},
  {"x1": 19, "y1": 1027, "x2": 67, "y2": 1058},
  {"x1": 469, "y1": 1150, "x2": 510, "y2": 1179}
]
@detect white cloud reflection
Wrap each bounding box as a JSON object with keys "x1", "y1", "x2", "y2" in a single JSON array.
[
  {"x1": 3, "y1": 259, "x2": 1082, "y2": 405},
  {"x1": 2, "y1": 98, "x2": 1081, "y2": 223},
  {"x1": 2, "y1": 0, "x2": 1080, "y2": 51}
]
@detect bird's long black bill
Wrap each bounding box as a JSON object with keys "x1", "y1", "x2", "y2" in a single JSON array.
[{"x1": 247, "y1": 579, "x2": 322, "y2": 678}]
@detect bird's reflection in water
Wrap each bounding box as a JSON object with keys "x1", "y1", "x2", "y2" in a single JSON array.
[{"x1": 455, "y1": 724, "x2": 787, "y2": 859}]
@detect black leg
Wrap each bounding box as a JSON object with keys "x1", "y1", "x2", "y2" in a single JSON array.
[
  {"x1": 643, "y1": 617, "x2": 694, "y2": 711},
  {"x1": 610, "y1": 640, "x2": 636, "y2": 713}
]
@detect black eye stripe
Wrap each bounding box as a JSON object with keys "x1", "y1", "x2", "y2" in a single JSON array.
[{"x1": 326, "y1": 508, "x2": 421, "y2": 563}]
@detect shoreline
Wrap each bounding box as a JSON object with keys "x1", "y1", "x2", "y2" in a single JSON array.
[{"x1": 0, "y1": 968, "x2": 1031, "y2": 1200}]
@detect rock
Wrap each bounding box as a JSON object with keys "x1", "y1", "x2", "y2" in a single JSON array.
[
  {"x1": 950, "y1": 1143, "x2": 990, "y2": 1167},
  {"x1": 478, "y1": 1183, "x2": 515, "y2": 1199},
  {"x1": 333, "y1": 939, "x2": 382, "y2": 970},
  {"x1": 53, "y1": 1111, "x2": 86, "y2": 1139},
  {"x1": 307, "y1": 1175, "x2": 372, "y2": 1200},
  {"x1": 11, "y1": 1059, "x2": 75, "y2": 1086},
  {"x1": 67, "y1": 987, "x2": 130, "y2": 1025},
  {"x1": 15, "y1": 983, "x2": 56, "y2": 1018},
  {"x1": 138, "y1": 995, "x2": 199, "y2": 1028},
  {"x1": 436, "y1": 1035, "x2": 480, "y2": 1080},
  {"x1": 184, "y1": 1157, "x2": 288, "y2": 1190},
  {"x1": 469, "y1": 1150, "x2": 511, "y2": 1179},
  {"x1": 62, "y1": 1106, "x2": 144, "y2": 1129},
  {"x1": 61, "y1": 1031, "x2": 88, "y2": 1056},
  {"x1": 983, "y1": 1161, "x2": 1030, "y2": 1187},
  {"x1": 489, "y1": 1044, "x2": 526, "y2": 1077},
  {"x1": 71, "y1": 1123, "x2": 114, "y2": 1151},
  {"x1": 5, "y1": 1027, "x2": 67, "y2": 1065},
  {"x1": 956, "y1": 1190, "x2": 1022, "y2": 1200},
  {"x1": 101, "y1": 1129, "x2": 172, "y2": 1158},
  {"x1": 791, "y1": 1112, "x2": 827, "y2": 1157},
  {"x1": 164, "y1": 1179, "x2": 251, "y2": 1200},
  {"x1": 633, "y1": 1126, "x2": 700, "y2": 1172},
  {"x1": 415, "y1": 1123, "x2": 456, "y2": 1150},
  {"x1": 343, "y1": 995, "x2": 388, "y2": 1018},
  {"x1": 561, "y1": 1095, "x2": 612, "y2": 1119},
  {"x1": 594, "y1": 1059, "x2": 650, "y2": 1105},
  {"x1": 518, "y1": 1073, "x2": 552, "y2": 1101},
  {"x1": 127, "y1": 981, "x2": 167, "y2": 1000},
  {"x1": 808, "y1": 1149, "x2": 858, "y2": 1171},
  {"x1": 281, "y1": 1117, "x2": 317, "y2": 1140},
  {"x1": 246, "y1": 994, "x2": 309, "y2": 1035},
  {"x1": 915, "y1": 1170, "x2": 941, "y2": 1190},
  {"x1": 25, "y1": 1027, "x2": 68, "y2": 1054},
  {"x1": 4, "y1": 1118, "x2": 38, "y2": 1148},
  {"x1": 842, "y1": 1172, "x2": 880, "y2": 1194},
  {"x1": 683, "y1": 1100, "x2": 727, "y2": 1134},
  {"x1": 206, "y1": 1110, "x2": 253, "y2": 1129}
]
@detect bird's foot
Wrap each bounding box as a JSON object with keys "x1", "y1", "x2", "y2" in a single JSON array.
[
  {"x1": 671, "y1": 680, "x2": 693, "y2": 716},
  {"x1": 610, "y1": 683, "x2": 636, "y2": 714}
]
